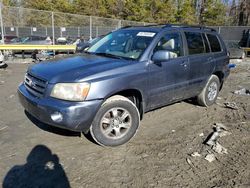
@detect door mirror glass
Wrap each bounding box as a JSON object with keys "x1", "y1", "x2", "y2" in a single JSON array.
[{"x1": 152, "y1": 50, "x2": 175, "y2": 62}]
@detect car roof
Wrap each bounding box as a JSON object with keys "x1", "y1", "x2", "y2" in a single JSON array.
[
  {"x1": 121, "y1": 26, "x2": 162, "y2": 32},
  {"x1": 121, "y1": 24, "x2": 217, "y2": 34}
]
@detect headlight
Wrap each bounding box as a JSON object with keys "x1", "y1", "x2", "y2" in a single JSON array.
[{"x1": 51, "y1": 83, "x2": 90, "y2": 101}]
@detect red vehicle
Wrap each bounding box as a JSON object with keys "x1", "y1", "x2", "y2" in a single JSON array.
[{"x1": 2, "y1": 35, "x2": 18, "y2": 44}]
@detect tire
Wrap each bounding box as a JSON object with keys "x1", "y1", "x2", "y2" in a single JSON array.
[
  {"x1": 197, "y1": 75, "x2": 220, "y2": 107},
  {"x1": 90, "y1": 95, "x2": 140, "y2": 147}
]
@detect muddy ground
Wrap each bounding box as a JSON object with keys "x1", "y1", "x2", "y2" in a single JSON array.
[{"x1": 0, "y1": 59, "x2": 249, "y2": 188}]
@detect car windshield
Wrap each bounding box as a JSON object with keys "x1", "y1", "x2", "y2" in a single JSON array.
[{"x1": 88, "y1": 30, "x2": 157, "y2": 60}]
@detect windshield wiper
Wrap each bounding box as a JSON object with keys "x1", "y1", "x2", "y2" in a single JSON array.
[
  {"x1": 91, "y1": 52, "x2": 124, "y2": 59},
  {"x1": 92, "y1": 52, "x2": 136, "y2": 60},
  {"x1": 86, "y1": 51, "x2": 136, "y2": 61}
]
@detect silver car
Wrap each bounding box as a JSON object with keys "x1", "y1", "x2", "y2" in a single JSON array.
[{"x1": 225, "y1": 40, "x2": 245, "y2": 59}]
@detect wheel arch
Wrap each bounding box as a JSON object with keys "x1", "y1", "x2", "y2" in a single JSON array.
[
  {"x1": 212, "y1": 71, "x2": 224, "y2": 90},
  {"x1": 107, "y1": 89, "x2": 144, "y2": 119}
]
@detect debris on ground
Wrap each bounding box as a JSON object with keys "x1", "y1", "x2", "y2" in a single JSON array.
[
  {"x1": 228, "y1": 63, "x2": 236, "y2": 69},
  {"x1": 205, "y1": 130, "x2": 220, "y2": 146},
  {"x1": 8, "y1": 94, "x2": 15, "y2": 99},
  {"x1": 215, "y1": 102, "x2": 225, "y2": 107},
  {"x1": 234, "y1": 88, "x2": 250, "y2": 96},
  {"x1": 0, "y1": 126, "x2": 8, "y2": 131},
  {"x1": 199, "y1": 133, "x2": 204, "y2": 137},
  {"x1": 224, "y1": 102, "x2": 239, "y2": 110},
  {"x1": 204, "y1": 123, "x2": 230, "y2": 156},
  {"x1": 212, "y1": 142, "x2": 228, "y2": 154},
  {"x1": 191, "y1": 152, "x2": 201, "y2": 157},
  {"x1": 186, "y1": 157, "x2": 194, "y2": 166},
  {"x1": 214, "y1": 123, "x2": 231, "y2": 137},
  {"x1": 45, "y1": 161, "x2": 55, "y2": 170},
  {"x1": 205, "y1": 154, "x2": 216, "y2": 162},
  {"x1": 205, "y1": 123, "x2": 229, "y2": 146},
  {"x1": 189, "y1": 123, "x2": 231, "y2": 162}
]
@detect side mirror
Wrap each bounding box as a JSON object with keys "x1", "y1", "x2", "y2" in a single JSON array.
[{"x1": 152, "y1": 50, "x2": 172, "y2": 62}]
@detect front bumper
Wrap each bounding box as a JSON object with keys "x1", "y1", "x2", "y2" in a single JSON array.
[{"x1": 18, "y1": 83, "x2": 103, "y2": 132}]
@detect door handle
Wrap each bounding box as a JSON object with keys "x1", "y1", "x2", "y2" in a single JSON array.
[
  {"x1": 208, "y1": 57, "x2": 213, "y2": 61},
  {"x1": 180, "y1": 61, "x2": 188, "y2": 68}
]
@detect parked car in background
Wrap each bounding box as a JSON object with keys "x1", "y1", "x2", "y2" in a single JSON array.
[
  {"x1": 3, "y1": 35, "x2": 18, "y2": 44},
  {"x1": 56, "y1": 37, "x2": 76, "y2": 45},
  {"x1": 18, "y1": 24, "x2": 230, "y2": 146},
  {"x1": 225, "y1": 40, "x2": 245, "y2": 59},
  {"x1": 0, "y1": 51, "x2": 7, "y2": 69},
  {"x1": 10, "y1": 36, "x2": 52, "y2": 56},
  {"x1": 56, "y1": 37, "x2": 68, "y2": 45},
  {"x1": 22, "y1": 36, "x2": 52, "y2": 45},
  {"x1": 9, "y1": 37, "x2": 22, "y2": 44}
]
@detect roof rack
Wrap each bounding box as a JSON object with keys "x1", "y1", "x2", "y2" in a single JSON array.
[
  {"x1": 120, "y1": 25, "x2": 133, "y2": 29},
  {"x1": 163, "y1": 24, "x2": 216, "y2": 32},
  {"x1": 143, "y1": 24, "x2": 165, "y2": 27},
  {"x1": 120, "y1": 24, "x2": 216, "y2": 32}
]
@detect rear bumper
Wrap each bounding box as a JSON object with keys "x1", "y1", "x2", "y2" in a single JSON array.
[{"x1": 18, "y1": 83, "x2": 103, "y2": 132}]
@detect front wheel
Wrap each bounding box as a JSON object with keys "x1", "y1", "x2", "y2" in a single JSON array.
[
  {"x1": 90, "y1": 95, "x2": 140, "y2": 147},
  {"x1": 197, "y1": 75, "x2": 220, "y2": 107}
]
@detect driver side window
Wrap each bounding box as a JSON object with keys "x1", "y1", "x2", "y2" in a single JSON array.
[{"x1": 154, "y1": 32, "x2": 183, "y2": 59}]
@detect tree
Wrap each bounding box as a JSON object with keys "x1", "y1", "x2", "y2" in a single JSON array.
[
  {"x1": 200, "y1": 0, "x2": 227, "y2": 26},
  {"x1": 238, "y1": 0, "x2": 250, "y2": 26},
  {"x1": 104, "y1": 0, "x2": 125, "y2": 19},
  {"x1": 123, "y1": 0, "x2": 149, "y2": 22},
  {"x1": 72, "y1": 0, "x2": 108, "y2": 17},
  {"x1": 228, "y1": 0, "x2": 238, "y2": 25},
  {"x1": 7, "y1": 0, "x2": 246, "y2": 26},
  {"x1": 176, "y1": 0, "x2": 197, "y2": 24},
  {"x1": 2, "y1": 0, "x2": 18, "y2": 6},
  {"x1": 147, "y1": 0, "x2": 177, "y2": 23},
  {"x1": 22, "y1": 0, "x2": 53, "y2": 11}
]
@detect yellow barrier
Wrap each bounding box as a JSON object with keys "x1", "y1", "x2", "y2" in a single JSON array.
[
  {"x1": 0, "y1": 44, "x2": 76, "y2": 50},
  {"x1": 242, "y1": 48, "x2": 250, "y2": 52}
]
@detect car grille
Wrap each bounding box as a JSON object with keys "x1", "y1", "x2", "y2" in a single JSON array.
[{"x1": 24, "y1": 73, "x2": 47, "y2": 97}]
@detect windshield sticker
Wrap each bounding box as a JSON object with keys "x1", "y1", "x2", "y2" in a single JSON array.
[{"x1": 137, "y1": 32, "x2": 156, "y2": 37}]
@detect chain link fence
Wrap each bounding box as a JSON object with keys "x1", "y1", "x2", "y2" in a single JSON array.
[
  {"x1": 0, "y1": 6, "x2": 150, "y2": 44},
  {"x1": 210, "y1": 26, "x2": 250, "y2": 41},
  {"x1": 0, "y1": 5, "x2": 249, "y2": 44}
]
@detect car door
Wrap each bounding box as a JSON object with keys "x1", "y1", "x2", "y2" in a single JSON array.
[
  {"x1": 183, "y1": 31, "x2": 215, "y2": 98},
  {"x1": 146, "y1": 31, "x2": 189, "y2": 110}
]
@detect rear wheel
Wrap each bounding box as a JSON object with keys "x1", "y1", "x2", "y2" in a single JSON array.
[
  {"x1": 197, "y1": 75, "x2": 220, "y2": 107},
  {"x1": 90, "y1": 95, "x2": 140, "y2": 147}
]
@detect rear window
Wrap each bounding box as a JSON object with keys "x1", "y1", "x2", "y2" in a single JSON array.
[
  {"x1": 185, "y1": 32, "x2": 205, "y2": 55},
  {"x1": 207, "y1": 34, "x2": 222, "y2": 52}
]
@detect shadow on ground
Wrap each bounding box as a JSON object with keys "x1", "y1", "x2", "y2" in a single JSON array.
[
  {"x1": 25, "y1": 111, "x2": 99, "y2": 146},
  {"x1": 3, "y1": 145, "x2": 70, "y2": 188},
  {"x1": 25, "y1": 110, "x2": 81, "y2": 137}
]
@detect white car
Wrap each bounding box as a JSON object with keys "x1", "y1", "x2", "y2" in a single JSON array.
[{"x1": 0, "y1": 51, "x2": 7, "y2": 68}]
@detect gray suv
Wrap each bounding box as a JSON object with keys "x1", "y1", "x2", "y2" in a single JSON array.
[{"x1": 18, "y1": 24, "x2": 230, "y2": 146}]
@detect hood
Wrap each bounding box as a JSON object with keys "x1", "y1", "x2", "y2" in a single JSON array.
[{"x1": 28, "y1": 54, "x2": 134, "y2": 83}]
